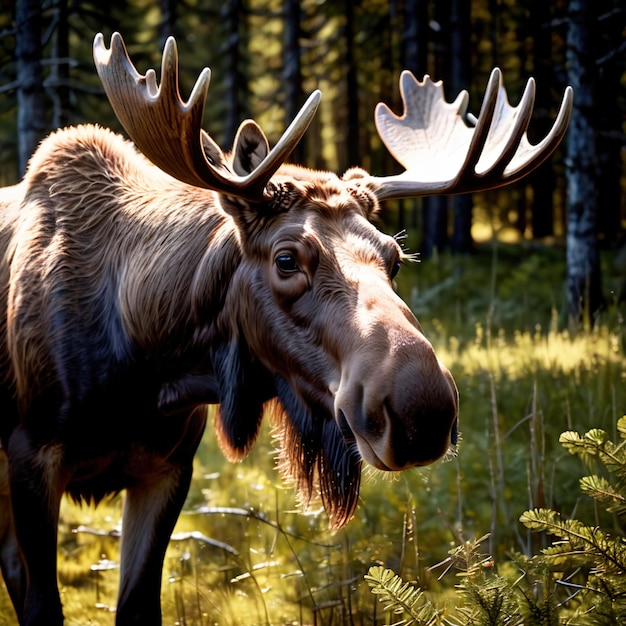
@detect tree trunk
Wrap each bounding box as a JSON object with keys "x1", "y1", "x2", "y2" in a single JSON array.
[
  {"x1": 565, "y1": 0, "x2": 603, "y2": 326},
  {"x1": 344, "y1": 0, "x2": 360, "y2": 167},
  {"x1": 422, "y1": 197, "x2": 449, "y2": 258},
  {"x1": 159, "y1": 0, "x2": 177, "y2": 46},
  {"x1": 400, "y1": 0, "x2": 429, "y2": 250},
  {"x1": 15, "y1": 0, "x2": 45, "y2": 176},
  {"x1": 449, "y1": 0, "x2": 473, "y2": 254},
  {"x1": 401, "y1": 0, "x2": 428, "y2": 75},
  {"x1": 420, "y1": 0, "x2": 451, "y2": 257},
  {"x1": 529, "y1": 0, "x2": 556, "y2": 239},
  {"x1": 50, "y1": 1, "x2": 70, "y2": 130},
  {"x1": 283, "y1": 0, "x2": 304, "y2": 164},
  {"x1": 223, "y1": 0, "x2": 245, "y2": 148},
  {"x1": 594, "y1": 0, "x2": 623, "y2": 244}
]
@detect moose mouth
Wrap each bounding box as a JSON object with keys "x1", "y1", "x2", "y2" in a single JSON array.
[{"x1": 336, "y1": 409, "x2": 458, "y2": 472}]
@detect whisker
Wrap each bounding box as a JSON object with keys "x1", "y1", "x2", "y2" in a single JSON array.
[
  {"x1": 402, "y1": 251, "x2": 420, "y2": 264},
  {"x1": 393, "y1": 230, "x2": 420, "y2": 264},
  {"x1": 441, "y1": 431, "x2": 462, "y2": 463}
]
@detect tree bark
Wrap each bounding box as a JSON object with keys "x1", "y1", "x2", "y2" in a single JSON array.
[
  {"x1": 594, "y1": 1, "x2": 623, "y2": 243},
  {"x1": 50, "y1": 1, "x2": 70, "y2": 130},
  {"x1": 529, "y1": 0, "x2": 556, "y2": 239},
  {"x1": 565, "y1": 0, "x2": 603, "y2": 326},
  {"x1": 401, "y1": 0, "x2": 428, "y2": 75},
  {"x1": 15, "y1": 0, "x2": 45, "y2": 176},
  {"x1": 343, "y1": 0, "x2": 360, "y2": 167},
  {"x1": 420, "y1": 0, "x2": 451, "y2": 257},
  {"x1": 159, "y1": 0, "x2": 177, "y2": 46},
  {"x1": 449, "y1": 0, "x2": 473, "y2": 254},
  {"x1": 223, "y1": 0, "x2": 245, "y2": 148},
  {"x1": 283, "y1": 0, "x2": 304, "y2": 164}
]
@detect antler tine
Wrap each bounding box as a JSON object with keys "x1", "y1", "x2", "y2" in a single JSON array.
[
  {"x1": 93, "y1": 32, "x2": 321, "y2": 200},
  {"x1": 369, "y1": 68, "x2": 573, "y2": 200}
]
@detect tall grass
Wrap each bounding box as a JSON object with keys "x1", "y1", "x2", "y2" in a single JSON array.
[{"x1": 0, "y1": 242, "x2": 623, "y2": 625}]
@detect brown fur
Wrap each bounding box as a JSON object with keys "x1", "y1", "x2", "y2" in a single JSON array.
[{"x1": 0, "y1": 124, "x2": 458, "y2": 624}]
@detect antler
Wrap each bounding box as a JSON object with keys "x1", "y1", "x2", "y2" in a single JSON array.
[
  {"x1": 93, "y1": 32, "x2": 321, "y2": 201},
  {"x1": 369, "y1": 68, "x2": 573, "y2": 199}
]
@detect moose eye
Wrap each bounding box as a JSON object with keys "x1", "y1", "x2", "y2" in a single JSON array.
[
  {"x1": 390, "y1": 260, "x2": 402, "y2": 279},
  {"x1": 275, "y1": 252, "x2": 299, "y2": 274}
]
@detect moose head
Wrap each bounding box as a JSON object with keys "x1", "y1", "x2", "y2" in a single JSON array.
[{"x1": 92, "y1": 32, "x2": 571, "y2": 525}]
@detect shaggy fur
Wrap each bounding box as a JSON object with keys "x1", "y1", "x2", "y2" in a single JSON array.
[{"x1": 0, "y1": 124, "x2": 458, "y2": 625}]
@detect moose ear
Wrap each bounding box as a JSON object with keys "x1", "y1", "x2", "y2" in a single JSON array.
[
  {"x1": 232, "y1": 120, "x2": 270, "y2": 176},
  {"x1": 210, "y1": 336, "x2": 276, "y2": 462}
]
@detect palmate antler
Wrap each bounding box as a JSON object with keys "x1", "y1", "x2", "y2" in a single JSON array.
[
  {"x1": 93, "y1": 32, "x2": 321, "y2": 201},
  {"x1": 93, "y1": 33, "x2": 573, "y2": 202},
  {"x1": 368, "y1": 69, "x2": 573, "y2": 199}
]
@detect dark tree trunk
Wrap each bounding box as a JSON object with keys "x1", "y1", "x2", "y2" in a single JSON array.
[
  {"x1": 50, "y1": 1, "x2": 70, "y2": 130},
  {"x1": 449, "y1": 0, "x2": 473, "y2": 254},
  {"x1": 420, "y1": 0, "x2": 451, "y2": 257},
  {"x1": 223, "y1": 0, "x2": 245, "y2": 147},
  {"x1": 159, "y1": 0, "x2": 177, "y2": 46},
  {"x1": 344, "y1": 0, "x2": 360, "y2": 167},
  {"x1": 399, "y1": 0, "x2": 429, "y2": 248},
  {"x1": 422, "y1": 197, "x2": 449, "y2": 258},
  {"x1": 529, "y1": 0, "x2": 556, "y2": 239},
  {"x1": 565, "y1": 0, "x2": 603, "y2": 326},
  {"x1": 594, "y1": 1, "x2": 623, "y2": 244},
  {"x1": 401, "y1": 0, "x2": 428, "y2": 75},
  {"x1": 284, "y1": 0, "x2": 304, "y2": 164},
  {"x1": 15, "y1": 0, "x2": 45, "y2": 176}
]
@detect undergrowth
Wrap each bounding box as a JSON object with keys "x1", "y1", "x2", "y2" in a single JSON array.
[
  {"x1": 366, "y1": 417, "x2": 626, "y2": 626},
  {"x1": 0, "y1": 244, "x2": 623, "y2": 624}
]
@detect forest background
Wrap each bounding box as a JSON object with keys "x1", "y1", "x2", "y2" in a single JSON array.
[{"x1": 0, "y1": 0, "x2": 625, "y2": 624}]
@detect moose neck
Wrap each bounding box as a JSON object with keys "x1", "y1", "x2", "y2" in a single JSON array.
[
  {"x1": 20, "y1": 126, "x2": 244, "y2": 371},
  {"x1": 115, "y1": 185, "x2": 243, "y2": 364}
]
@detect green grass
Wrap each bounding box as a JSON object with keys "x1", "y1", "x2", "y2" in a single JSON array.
[{"x1": 0, "y1": 242, "x2": 624, "y2": 625}]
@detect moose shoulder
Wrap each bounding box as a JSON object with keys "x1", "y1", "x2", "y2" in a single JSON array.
[{"x1": 0, "y1": 32, "x2": 572, "y2": 625}]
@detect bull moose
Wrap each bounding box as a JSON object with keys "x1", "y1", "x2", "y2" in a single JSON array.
[{"x1": 0, "y1": 32, "x2": 572, "y2": 625}]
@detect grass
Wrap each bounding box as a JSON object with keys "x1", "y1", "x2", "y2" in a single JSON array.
[{"x1": 0, "y1": 240, "x2": 624, "y2": 625}]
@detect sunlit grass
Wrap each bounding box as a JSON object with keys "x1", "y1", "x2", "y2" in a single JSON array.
[{"x1": 3, "y1": 243, "x2": 623, "y2": 625}]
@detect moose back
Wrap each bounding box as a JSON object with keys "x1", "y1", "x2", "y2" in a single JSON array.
[{"x1": 0, "y1": 32, "x2": 571, "y2": 625}]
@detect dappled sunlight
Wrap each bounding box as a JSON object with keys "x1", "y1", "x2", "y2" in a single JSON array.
[
  {"x1": 33, "y1": 245, "x2": 626, "y2": 624},
  {"x1": 438, "y1": 322, "x2": 624, "y2": 383}
]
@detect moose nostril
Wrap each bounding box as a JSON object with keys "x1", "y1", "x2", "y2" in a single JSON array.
[
  {"x1": 450, "y1": 418, "x2": 458, "y2": 446},
  {"x1": 337, "y1": 409, "x2": 356, "y2": 442}
]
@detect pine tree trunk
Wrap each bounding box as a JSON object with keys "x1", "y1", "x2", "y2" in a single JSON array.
[
  {"x1": 159, "y1": 0, "x2": 177, "y2": 45},
  {"x1": 344, "y1": 0, "x2": 360, "y2": 167},
  {"x1": 50, "y1": 1, "x2": 70, "y2": 130},
  {"x1": 401, "y1": 0, "x2": 428, "y2": 74},
  {"x1": 565, "y1": 0, "x2": 603, "y2": 326},
  {"x1": 529, "y1": 0, "x2": 556, "y2": 239},
  {"x1": 15, "y1": 0, "x2": 45, "y2": 176},
  {"x1": 283, "y1": 0, "x2": 304, "y2": 164},
  {"x1": 420, "y1": 0, "x2": 451, "y2": 257},
  {"x1": 449, "y1": 0, "x2": 473, "y2": 254},
  {"x1": 223, "y1": 0, "x2": 244, "y2": 148}
]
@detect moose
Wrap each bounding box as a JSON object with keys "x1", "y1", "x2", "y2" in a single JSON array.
[{"x1": 0, "y1": 32, "x2": 572, "y2": 625}]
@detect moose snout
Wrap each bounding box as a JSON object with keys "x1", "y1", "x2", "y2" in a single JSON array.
[{"x1": 335, "y1": 338, "x2": 459, "y2": 471}]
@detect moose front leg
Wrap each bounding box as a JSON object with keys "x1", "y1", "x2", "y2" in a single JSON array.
[
  {"x1": 0, "y1": 448, "x2": 25, "y2": 623},
  {"x1": 116, "y1": 409, "x2": 206, "y2": 625},
  {"x1": 7, "y1": 426, "x2": 67, "y2": 626}
]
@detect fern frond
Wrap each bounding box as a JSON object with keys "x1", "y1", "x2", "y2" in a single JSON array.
[
  {"x1": 520, "y1": 507, "x2": 626, "y2": 576},
  {"x1": 365, "y1": 566, "x2": 443, "y2": 626},
  {"x1": 560, "y1": 427, "x2": 626, "y2": 487},
  {"x1": 455, "y1": 576, "x2": 523, "y2": 626},
  {"x1": 579, "y1": 474, "x2": 626, "y2": 517}
]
